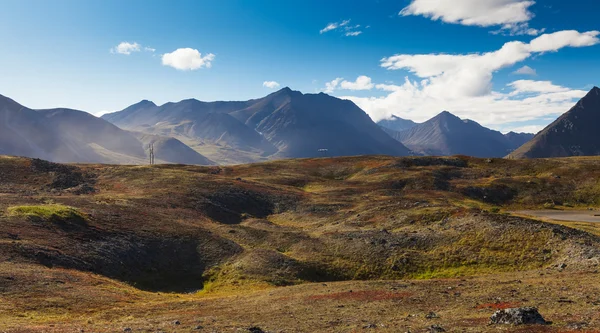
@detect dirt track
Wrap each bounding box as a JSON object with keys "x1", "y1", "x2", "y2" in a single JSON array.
[{"x1": 516, "y1": 210, "x2": 600, "y2": 223}]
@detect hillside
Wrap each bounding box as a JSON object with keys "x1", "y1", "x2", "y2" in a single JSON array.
[
  {"x1": 511, "y1": 87, "x2": 600, "y2": 158},
  {"x1": 504, "y1": 131, "x2": 535, "y2": 149},
  {"x1": 395, "y1": 111, "x2": 515, "y2": 157},
  {"x1": 0, "y1": 94, "x2": 212, "y2": 165},
  {"x1": 377, "y1": 115, "x2": 418, "y2": 132},
  {"x1": 134, "y1": 133, "x2": 216, "y2": 165},
  {"x1": 2, "y1": 155, "x2": 600, "y2": 331},
  {"x1": 102, "y1": 88, "x2": 411, "y2": 162}
]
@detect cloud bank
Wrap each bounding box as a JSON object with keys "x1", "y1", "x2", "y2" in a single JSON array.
[
  {"x1": 326, "y1": 30, "x2": 599, "y2": 132},
  {"x1": 400, "y1": 0, "x2": 542, "y2": 36}
]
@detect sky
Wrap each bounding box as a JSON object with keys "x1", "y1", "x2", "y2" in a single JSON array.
[{"x1": 0, "y1": 0, "x2": 599, "y2": 133}]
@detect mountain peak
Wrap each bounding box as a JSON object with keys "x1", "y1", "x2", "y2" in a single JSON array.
[
  {"x1": 133, "y1": 99, "x2": 157, "y2": 108},
  {"x1": 433, "y1": 111, "x2": 460, "y2": 121}
]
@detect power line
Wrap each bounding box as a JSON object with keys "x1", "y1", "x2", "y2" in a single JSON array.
[{"x1": 149, "y1": 143, "x2": 155, "y2": 165}]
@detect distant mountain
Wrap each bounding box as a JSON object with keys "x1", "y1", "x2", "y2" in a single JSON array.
[
  {"x1": 38, "y1": 108, "x2": 147, "y2": 161},
  {"x1": 377, "y1": 115, "x2": 417, "y2": 132},
  {"x1": 511, "y1": 87, "x2": 600, "y2": 158},
  {"x1": 134, "y1": 133, "x2": 215, "y2": 165},
  {"x1": 504, "y1": 132, "x2": 535, "y2": 150},
  {"x1": 394, "y1": 111, "x2": 514, "y2": 157},
  {"x1": 103, "y1": 88, "x2": 410, "y2": 162},
  {"x1": 0, "y1": 94, "x2": 212, "y2": 165}
]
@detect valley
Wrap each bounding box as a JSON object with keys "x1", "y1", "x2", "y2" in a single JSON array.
[{"x1": 1, "y1": 155, "x2": 600, "y2": 332}]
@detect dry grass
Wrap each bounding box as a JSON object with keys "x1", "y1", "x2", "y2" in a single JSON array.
[{"x1": 1, "y1": 155, "x2": 600, "y2": 331}]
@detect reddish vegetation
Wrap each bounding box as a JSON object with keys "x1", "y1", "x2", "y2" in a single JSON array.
[
  {"x1": 475, "y1": 302, "x2": 521, "y2": 310},
  {"x1": 307, "y1": 290, "x2": 411, "y2": 302}
]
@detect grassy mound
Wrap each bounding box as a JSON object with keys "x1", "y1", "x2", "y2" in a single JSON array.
[{"x1": 7, "y1": 204, "x2": 86, "y2": 224}]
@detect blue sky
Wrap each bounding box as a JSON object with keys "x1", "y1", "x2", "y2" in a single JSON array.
[{"x1": 0, "y1": 0, "x2": 598, "y2": 133}]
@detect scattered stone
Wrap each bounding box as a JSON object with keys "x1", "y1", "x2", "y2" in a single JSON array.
[
  {"x1": 558, "y1": 298, "x2": 574, "y2": 303},
  {"x1": 123, "y1": 328, "x2": 132, "y2": 332},
  {"x1": 363, "y1": 323, "x2": 377, "y2": 329},
  {"x1": 428, "y1": 324, "x2": 446, "y2": 332},
  {"x1": 567, "y1": 322, "x2": 588, "y2": 330},
  {"x1": 490, "y1": 307, "x2": 548, "y2": 325},
  {"x1": 248, "y1": 327, "x2": 265, "y2": 333},
  {"x1": 195, "y1": 325, "x2": 204, "y2": 330},
  {"x1": 425, "y1": 312, "x2": 439, "y2": 319},
  {"x1": 173, "y1": 320, "x2": 181, "y2": 325}
]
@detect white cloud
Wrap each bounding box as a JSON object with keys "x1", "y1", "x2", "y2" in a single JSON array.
[
  {"x1": 400, "y1": 0, "x2": 544, "y2": 36},
  {"x1": 332, "y1": 30, "x2": 599, "y2": 132},
  {"x1": 508, "y1": 80, "x2": 569, "y2": 94},
  {"x1": 492, "y1": 24, "x2": 545, "y2": 36},
  {"x1": 111, "y1": 42, "x2": 141, "y2": 55},
  {"x1": 505, "y1": 124, "x2": 544, "y2": 134},
  {"x1": 263, "y1": 81, "x2": 281, "y2": 89},
  {"x1": 320, "y1": 23, "x2": 339, "y2": 34},
  {"x1": 529, "y1": 30, "x2": 600, "y2": 52},
  {"x1": 400, "y1": 0, "x2": 535, "y2": 27},
  {"x1": 320, "y1": 20, "x2": 350, "y2": 34},
  {"x1": 345, "y1": 31, "x2": 362, "y2": 37},
  {"x1": 325, "y1": 78, "x2": 343, "y2": 93},
  {"x1": 340, "y1": 76, "x2": 374, "y2": 90},
  {"x1": 144, "y1": 47, "x2": 156, "y2": 53},
  {"x1": 161, "y1": 48, "x2": 215, "y2": 71},
  {"x1": 513, "y1": 65, "x2": 537, "y2": 76},
  {"x1": 320, "y1": 19, "x2": 363, "y2": 36}
]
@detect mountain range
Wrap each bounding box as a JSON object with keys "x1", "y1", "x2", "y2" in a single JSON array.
[
  {"x1": 102, "y1": 88, "x2": 411, "y2": 163},
  {"x1": 2, "y1": 86, "x2": 600, "y2": 165},
  {"x1": 378, "y1": 111, "x2": 532, "y2": 157}
]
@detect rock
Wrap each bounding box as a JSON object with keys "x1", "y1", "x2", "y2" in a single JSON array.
[
  {"x1": 195, "y1": 325, "x2": 204, "y2": 330},
  {"x1": 428, "y1": 324, "x2": 446, "y2": 332},
  {"x1": 425, "y1": 312, "x2": 439, "y2": 319},
  {"x1": 567, "y1": 322, "x2": 588, "y2": 330},
  {"x1": 123, "y1": 328, "x2": 132, "y2": 332},
  {"x1": 490, "y1": 307, "x2": 548, "y2": 325},
  {"x1": 248, "y1": 327, "x2": 266, "y2": 333},
  {"x1": 173, "y1": 320, "x2": 181, "y2": 325}
]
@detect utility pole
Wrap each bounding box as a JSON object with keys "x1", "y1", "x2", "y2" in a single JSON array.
[{"x1": 149, "y1": 143, "x2": 155, "y2": 165}]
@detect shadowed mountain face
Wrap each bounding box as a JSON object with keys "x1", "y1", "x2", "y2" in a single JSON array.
[
  {"x1": 102, "y1": 88, "x2": 410, "y2": 161},
  {"x1": 0, "y1": 94, "x2": 212, "y2": 165},
  {"x1": 504, "y1": 132, "x2": 535, "y2": 150},
  {"x1": 377, "y1": 115, "x2": 417, "y2": 132},
  {"x1": 511, "y1": 87, "x2": 600, "y2": 159},
  {"x1": 394, "y1": 111, "x2": 515, "y2": 157}
]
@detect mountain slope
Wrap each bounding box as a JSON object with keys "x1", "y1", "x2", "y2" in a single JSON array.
[
  {"x1": 38, "y1": 108, "x2": 147, "y2": 161},
  {"x1": 395, "y1": 111, "x2": 513, "y2": 157},
  {"x1": 134, "y1": 133, "x2": 216, "y2": 165},
  {"x1": 504, "y1": 132, "x2": 535, "y2": 150},
  {"x1": 253, "y1": 91, "x2": 410, "y2": 158},
  {"x1": 511, "y1": 87, "x2": 600, "y2": 158},
  {"x1": 377, "y1": 115, "x2": 417, "y2": 132},
  {"x1": 0, "y1": 94, "x2": 62, "y2": 161}
]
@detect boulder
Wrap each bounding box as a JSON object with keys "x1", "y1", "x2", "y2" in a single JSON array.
[{"x1": 490, "y1": 307, "x2": 548, "y2": 325}]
